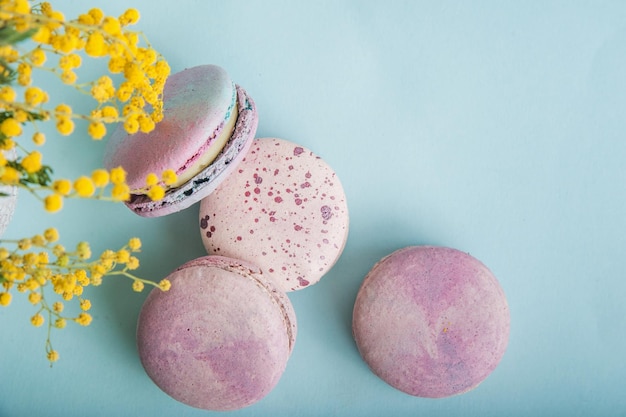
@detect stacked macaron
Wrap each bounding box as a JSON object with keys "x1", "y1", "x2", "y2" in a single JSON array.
[
  {"x1": 104, "y1": 65, "x2": 349, "y2": 410},
  {"x1": 104, "y1": 65, "x2": 258, "y2": 217}
]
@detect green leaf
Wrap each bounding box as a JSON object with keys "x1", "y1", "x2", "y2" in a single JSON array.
[{"x1": 0, "y1": 26, "x2": 37, "y2": 46}]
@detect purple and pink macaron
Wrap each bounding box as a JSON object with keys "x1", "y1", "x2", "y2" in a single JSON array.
[
  {"x1": 137, "y1": 256, "x2": 297, "y2": 411},
  {"x1": 352, "y1": 246, "x2": 510, "y2": 398}
]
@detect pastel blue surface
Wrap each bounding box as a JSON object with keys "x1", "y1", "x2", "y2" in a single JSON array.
[{"x1": 2, "y1": 1, "x2": 626, "y2": 416}]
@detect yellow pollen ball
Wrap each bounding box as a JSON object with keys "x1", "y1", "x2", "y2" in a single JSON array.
[
  {"x1": 123, "y1": 116, "x2": 139, "y2": 134},
  {"x1": 0, "y1": 292, "x2": 12, "y2": 306},
  {"x1": 108, "y1": 56, "x2": 125, "y2": 73},
  {"x1": 21, "y1": 151, "x2": 42, "y2": 173},
  {"x1": 44, "y1": 228, "x2": 60, "y2": 242},
  {"x1": 126, "y1": 256, "x2": 139, "y2": 270},
  {"x1": 47, "y1": 350, "x2": 60, "y2": 362},
  {"x1": 132, "y1": 280, "x2": 144, "y2": 292},
  {"x1": 17, "y1": 62, "x2": 31, "y2": 76},
  {"x1": 80, "y1": 299, "x2": 91, "y2": 311},
  {"x1": 0, "y1": 86, "x2": 16, "y2": 102},
  {"x1": 145, "y1": 173, "x2": 159, "y2": 186},
  {"x1": 0, "y1": 167, "x2": 20, "y2": 184},
  {"x1": 120, "y1": 8, "x2": 140, "y2": 25},
  {"x1": 128, "y1": 237, "x2": 141, "y2": 251},
  {"x1": 88, "y1": 122, "x2": 107, "y2": 139},
  {"x1": 77, "y1": 242, "x2": 91, "y2": 259},
  {"x1": 32, "y1": 235, "x2": 45, "y2": 246},
  {"x1": 0, "y1": 118, "x2": 22, "y2": 137},
  {"x1": 61, "y1": 70, "x2": 77, "y2": 84},
  {"x1": 32, "y1": 26, "x2": 51, "y2": 44},
  {"x1": 109, "y1": 167, "x2": 126, "y2": 184},
  {"x1": 116, "y1": 249, "x2": 130, "y2": 263},
  {"x1": 91, "y1": 169, "x2": 110, "y2": 187},
  {"x1": 24, "y1": 87, "x2": 47, "y2": 106},
  {"x1": 161, "y1": 169, "x2": 178, "y2": 185},
  {"x1": 147, "y1": 184, "x2": 165, "y2": 201},
  {"x1": 13, "y1": 110, "x2": 28, "y2": 123},
  {"x1": 101, "y1": 106, "x2": 119, "y2": 122},
  {"x1": 59, "y1": 55, "x2": 73, "y2": 70},
  {"x1": 44, "y1": 194, "x2": 63, "y2": 212},
  {"x1": 116, "y1": 83, "x2": 134, "y2": 102},
  {"x1": 18, "y1": 238, "x2": 31, "y2": 250},
  {"x1": 75, "y1": 313, "x2": 92, "y2": 326},
  {"x1": 52, "y1": 179, "x2": 72, "y2": 195},
  {"x1": 138, "y1": 114, "x2": 155, "y2": 133},
  {"x1": 56, "y1": 117, "x2": 75, "y2": 135},
  {"x1": 1, "y1": 138, "x2": 15, "y2": 151},
  {"x1": 111, "y1": 183, "x2": 130, "y2": 201},
  {"x1": 30, "y1": 49, "x2": 46, "y2": 66},
  {"x1": 28, "y1": 292, "x2": 42, "y2": 304},
  {"x1": 102, "y1": 16, "x2": 122, "y2": 35},
  {"x1": 32, "y1": 132, "x2": 46, "y2": 145},
  {"x1": 55, "y1": 104, "x2": 72, "y2": 116},
  {"x1": 78, "y1": 13, "x2": 94, "y2": 25},
  {"x1": 88, "y1": 8, "x2": 104, "y2": 24},
  {"x1": 158, "y1": 279, "x2": 172, "y2": 291},
  {"x1": 73, "y1": 176, "x2": 95, "y2": 197},
  {"x1": 31, "y1": 313, "x2": 45, "y2": 327},
  {"x1": 84, "y1": 32, "x2": 106, "y2": 57}
]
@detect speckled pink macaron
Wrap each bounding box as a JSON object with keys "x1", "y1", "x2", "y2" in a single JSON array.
[
  {"x1": 136, "y1": 256, "x2": 297, "y2": 411},
  {"x1": 199, "y1": 138, "x2": 349, "y2": 292},
  {"x1": 104, "y1": 64, "x2": 258, "y2": 217},
  {"x1": 352, "y1": 246, "x2": 510, "y2": 398}
]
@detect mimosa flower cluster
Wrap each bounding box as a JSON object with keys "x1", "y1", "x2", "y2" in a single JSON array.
[
  {"x1": 0, "y1": 1, "x2": 173, "y2": 364},
  {"x1": 0, "y1": 0, "x2": 172, "y2": 209},
  {"x1": 0, "y1": 229, "x2": 171, "y2": 363}
]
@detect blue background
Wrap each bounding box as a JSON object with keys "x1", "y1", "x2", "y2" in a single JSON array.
[{"x1": 2, "y1": 1, "x2": 626, "y2": 416}]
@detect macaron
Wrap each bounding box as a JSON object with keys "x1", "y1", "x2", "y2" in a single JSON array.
[
  {"x1": 352, "y1": 246, "x2": 510, "y2": 398},
  {"x1": 136, "y1": 255, "x2": 297, "y2": 411},
  {"x1": 199, "y1": 138, "x2": 349, "y2": 292},
  {"x1": 104, "y1": 64, "x2": 258, "y2": 217}
]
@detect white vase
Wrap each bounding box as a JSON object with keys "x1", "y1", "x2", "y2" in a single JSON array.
[{"x1": 0, "y1": 149, "x2": 18, "y2": 237}]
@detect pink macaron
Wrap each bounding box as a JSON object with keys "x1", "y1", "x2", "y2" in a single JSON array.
[
  {"x1": 104, "y1": 64, "x2": 258, "y2": 217},
  {"x1": 199, "y1": 138, "x2": 349, "y2": 292},
  {"x1": 352, "y1": 246, "x2": 510, "y2": 398},
  {"x1": 136, "y1": 255, "x2": 297, "y2": 411}
]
